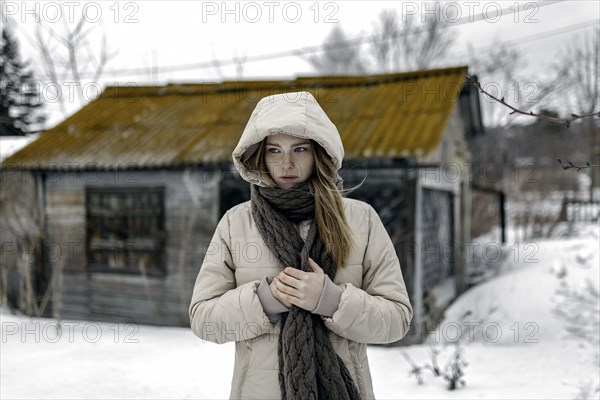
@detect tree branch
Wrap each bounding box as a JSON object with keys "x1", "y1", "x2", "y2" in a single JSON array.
[
  {"x1": 557, "y1": 158, "x2": 600, "y2": 171},
  {"x1": 466, "y1": 74, "x2": 600, "y2": 128},
  {"x1": 34, "y1": 22, "x2": 67, "y2": 117}
]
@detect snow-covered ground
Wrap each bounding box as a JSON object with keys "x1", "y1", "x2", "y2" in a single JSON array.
[{"x1": 1, "y1": 222, "x2": 599, "y2": 399}]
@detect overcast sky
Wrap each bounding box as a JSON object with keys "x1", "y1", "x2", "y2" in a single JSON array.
[{"x1": 4, "y1": 0, "x2": 599, "y2": 127}]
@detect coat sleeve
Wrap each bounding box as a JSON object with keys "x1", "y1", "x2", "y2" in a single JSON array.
[
  {"x1": 322, "y1": 204, "x2": 413, "y2": 344},
  {"x1": 188, "y1": 210, "x2": 273, "y2": 344}
]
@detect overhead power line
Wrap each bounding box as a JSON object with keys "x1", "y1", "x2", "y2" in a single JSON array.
[
  {"x1": 449, "y1": 19, "x2": 599, "y2": 59},
  {"x1": 29, "y1": 0, "x2": 567, "y2": 78},
  {"x1": 103, "y1": 18, "x2": 598, "y2": 80},
  {"x1": 24, "y1": 0, "x2": 593, "y2": 80}
]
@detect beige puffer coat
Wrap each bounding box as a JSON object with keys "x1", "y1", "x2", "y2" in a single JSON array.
[{"x1": 189, "y1": 91, "x2": 413, "y2": 399}]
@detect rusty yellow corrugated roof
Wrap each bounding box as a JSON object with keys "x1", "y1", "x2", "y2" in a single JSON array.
[{"x1": 2, "y1": 66, "x2": 468, "y2": 170}]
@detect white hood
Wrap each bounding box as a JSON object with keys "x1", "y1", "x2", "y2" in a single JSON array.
[{"x1": 232, "y1": 91, "x2": 344, "y2": 187}]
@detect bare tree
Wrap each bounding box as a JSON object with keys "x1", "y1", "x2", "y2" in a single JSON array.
[
  {"x1": 306, "y1": 26, "x2": 367, "y2": 75},
  {"x1": 308, "y1": 7, "x2": 457, "y2": 76},
  {"x1": 7, "y1": 7, "x2": 116, "y2": 119},
  {"x1": 368, "y1": 9, "x2": 403, "y2": 73},
  {"x1": 369, "y1": 9, "x2": 457, "y2": 73},
  {"x1": 553, "y1": 28, "x2": 600, "y2": 200},
  {"x1": 37, "y1": 15, "x2": 113, "y2": 116},
  {"x1": 553, "y1": 28, "x2": 599, "y2": 117}
]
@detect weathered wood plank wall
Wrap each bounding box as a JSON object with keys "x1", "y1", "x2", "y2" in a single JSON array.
[{"x1": 45, "y1": 168, "x2": 219, "y2": 326}]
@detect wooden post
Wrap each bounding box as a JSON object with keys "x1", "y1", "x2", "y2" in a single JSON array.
[
  {"x1": 499, "y1": 190, "x2": 506, "y2": 244},
  {"x1": 35, "y1": 171, "x2": 49, "y2": 316},
  {"x1": 413, "y1": 169, "x2": 424, "y2": 343}
]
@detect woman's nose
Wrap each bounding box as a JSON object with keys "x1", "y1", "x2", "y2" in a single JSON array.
[{"x1": 281, "y1": 155, "x2": 294, "y2": 169}]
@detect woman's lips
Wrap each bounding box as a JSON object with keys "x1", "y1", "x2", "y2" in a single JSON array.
[{"x1": 281, "y1": 176, "x2": 298, "y2": 181}]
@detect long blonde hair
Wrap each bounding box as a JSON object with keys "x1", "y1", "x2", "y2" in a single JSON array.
[{"x1": 245, "y1": 138, "x2": 355, "y2": 268}]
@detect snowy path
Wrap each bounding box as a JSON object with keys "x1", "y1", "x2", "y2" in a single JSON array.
[{"x1": 1, "y1": 223, "x2": 598, "y2": 399}]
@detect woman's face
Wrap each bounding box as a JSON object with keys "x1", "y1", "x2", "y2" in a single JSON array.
[{"x1": 264, "y1": 133, "x2": 315, "y2": 189}]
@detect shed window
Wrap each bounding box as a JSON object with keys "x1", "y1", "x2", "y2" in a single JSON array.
[{"x1": 85, "y1": 187, "x2": 166, "y2": 276}]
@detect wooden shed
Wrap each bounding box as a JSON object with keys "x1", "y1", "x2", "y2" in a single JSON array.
[{"x1": 0, "y1": 66, "x2": 483, "y2": 344}]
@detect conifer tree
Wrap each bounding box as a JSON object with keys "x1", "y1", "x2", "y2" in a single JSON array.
[{"x1": 0, "y1": 25, "x2": 45, "y2": 136}]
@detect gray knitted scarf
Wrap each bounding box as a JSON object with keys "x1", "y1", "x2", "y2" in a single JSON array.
[{"x1": 251, "y1": 180, "x2": 362, "y2": 400}]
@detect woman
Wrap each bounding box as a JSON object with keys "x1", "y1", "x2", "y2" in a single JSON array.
[{"x1": 189, "y1": 91, "x2": 413, "y2": 399}]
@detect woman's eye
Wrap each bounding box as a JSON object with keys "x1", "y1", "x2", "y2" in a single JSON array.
[
  {"x1": 267, "y1": 148, "x2": 280, "y2": 153},
  {"x1": 295, "y1": 147, "x2": 307, "y2": 152}
]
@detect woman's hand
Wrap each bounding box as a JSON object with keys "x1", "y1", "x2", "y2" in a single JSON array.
[
  {"x1": 269, "y1": 278, "x2": 292, "y2": 308},
  {"x1": 271, "y1": 257, "x2": 325, "y2": 311}
]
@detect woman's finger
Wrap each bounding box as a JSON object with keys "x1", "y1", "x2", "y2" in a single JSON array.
[
  {"x1": 278, "y1": 271, "x2": 300, "y2": 288},
  {"x1": 274, "y1": 276, "x2": 299, "y2": 298},
  {"x1": 282, "y1": 267, "x2": 306, "y2": 280},
  {"x1": 307, "y1": 258, "x2": 323, "y2": 272}
]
